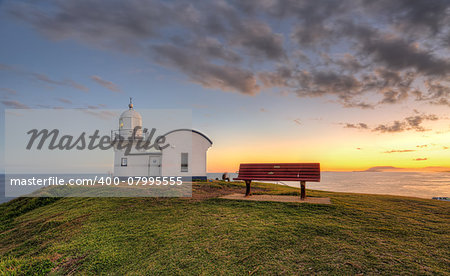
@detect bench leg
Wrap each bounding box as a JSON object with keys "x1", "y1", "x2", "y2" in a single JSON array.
[
  {"x1": 245, "y1": 180, "x2": 252, "y2": 197},
  {"x1": 300, "y1": 181, "x2": 306, "y2": 200}
]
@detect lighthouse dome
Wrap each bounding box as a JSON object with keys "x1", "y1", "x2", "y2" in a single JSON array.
[
  {"x1": 119, "y1": 109, "x2": 142, "y2": 122},
  {"x1": 118, "y1": 99, "x2": 142, "y2": 139}
]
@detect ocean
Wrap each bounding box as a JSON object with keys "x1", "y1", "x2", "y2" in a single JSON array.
[
  {"x1": 208, "y1": 171, "x2": 450, "y2": 199},
  {"x1": 1, "y1": 172, "x2": 449, "y2": 203}
]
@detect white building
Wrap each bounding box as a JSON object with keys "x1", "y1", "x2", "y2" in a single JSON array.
[{"x1": 112, "y1": 100, "x2": 212, "y2": 180}]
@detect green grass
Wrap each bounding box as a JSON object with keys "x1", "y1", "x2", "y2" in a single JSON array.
[{"x1": 1, "y1": 181, "x2": 449, "y2": 275}]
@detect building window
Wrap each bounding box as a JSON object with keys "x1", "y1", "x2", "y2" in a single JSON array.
[
  {"x1": 121, "y1": 158, "x2": 127, "y2": 167},
  {"x1": 181, "y1": 153, "x2": 188, "y2": 172}
]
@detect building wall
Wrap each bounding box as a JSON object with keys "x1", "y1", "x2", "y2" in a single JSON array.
[
  {"x1": 161, "y1": 131, "x2": 212, "y2": 177},
  {"x1": 113, "y1": 130, "x2": 212, "y2": 178},
  {"x1": 113, "y1": 146, "x2": 159, "y2": 177}
]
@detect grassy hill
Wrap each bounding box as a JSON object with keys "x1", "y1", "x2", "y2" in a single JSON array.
[{"x1": 1, "y1": 182, "x2": 449, "y2": 275}]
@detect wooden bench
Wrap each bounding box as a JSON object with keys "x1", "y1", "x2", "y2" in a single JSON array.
[{"x1": 234, "y1": 163, "x2": 320, "y2": 200}]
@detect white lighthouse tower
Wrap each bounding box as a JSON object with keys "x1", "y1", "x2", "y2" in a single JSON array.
[
  {"x1": 112, "y1": 98, "x2": 213, "y2": 180},
  {"x1": 112, "y1": 98, "x2": 162, "y2": 177}
]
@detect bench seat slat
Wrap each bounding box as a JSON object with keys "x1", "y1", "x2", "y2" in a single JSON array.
[
  {"x1": 241, "y1": 163, "x2": 319, "y2": 168},
  {"x1": 236, "y1": 175, "x2": 320, "y2": 178},
  {"x1": 238, "y1": 169, "x2": 320, "y2": 172},
  {"x1": 239, "y1": 166, "x2": 319, "y2": 169},
  {"x1": 235, "y1": 177, "x2": 319, "y2": 180},
  {"x1": 234, "y1": 177, "x2": 320, "y2": 182},
  {"x1": 237, "y1": 171, "x2": 320, "y2": 175},
  {"x1": 235, "y1": 163, "x2": 320, "y2": 182},
  {"x1": 240, "y1": 163, "x2": 319, "y2": 165},
  {"x1": 239, "y1": 172, "x2": 319, "y2": 177}
]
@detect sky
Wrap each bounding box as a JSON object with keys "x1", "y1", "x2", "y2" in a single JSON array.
[{"x1": 0, "y1": 0, "x2": 449, "y2": 172}]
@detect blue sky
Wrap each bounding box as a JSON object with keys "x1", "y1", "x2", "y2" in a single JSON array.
[{"x1": 1, "y1": 0, "x2": 449, "y2": 172}]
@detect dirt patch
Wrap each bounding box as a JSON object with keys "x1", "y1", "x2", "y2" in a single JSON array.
[
  {"x1": 220, "y1": 193, "x2": 332, "y2": 204},
  {"x1": 189, "y1": 183, "x2": 266, "y2": 201}
]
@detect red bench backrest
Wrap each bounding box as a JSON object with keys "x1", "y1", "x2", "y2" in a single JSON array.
[{"x1": 236, "y1": 163, "x2": 320, "y2": 182}]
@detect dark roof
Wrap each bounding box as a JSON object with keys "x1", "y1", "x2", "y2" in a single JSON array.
[{"x1": 163, "y1": 129, "x2": 213, "y2": 144}]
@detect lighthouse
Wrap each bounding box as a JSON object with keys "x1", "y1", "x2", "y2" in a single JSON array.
[
  {"x1": 118, "y1": 98, "x2": 143, "y2": 139},
  {"x1": 112, "y1": 99, "x2": 213, "y2": 180},
  {"x1": 112, "y1": 98, "x2": 158, "y2": 177}
]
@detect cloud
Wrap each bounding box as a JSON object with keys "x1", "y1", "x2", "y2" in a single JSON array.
[
  {"x1": 90, "y1": 75, "x2": 121, "y2": 93},
  {"x1": 344, "y1": 112, "x2": 439, "y2": 133},
  {"x1": 81, "y1": 110, "x2": 119, "y2": 120},
  {"x1": 344, "y1": 123, "x2": 369, "y2": 129},
  {"x1": 413, "y1": 158, "x2": 428, "y2": 161},
  {"x1": 404, "y1": 114, "x2": 439, "y2": 131},
  {"x1": 362, "y1": 0, "x2": 450, "y2": 34},
  {"x1": 342, "y1": 101, "x2": 375, "y2": 109},
  {"x1": 57, "y1": 98, "x2": 72, "y2": 104},
  {"x1": 6, "y1": 0, "x2": 450, "y2": 104},
  {"x1": 344, "y1": 24, "x2": 450, "y2": 76},
  {"x1": 258, "y1": 66, "x2": 295, "y2": 88},
  {"x1": 373, "y1": 121, "x2": 406, "y2": 133},
  {"x1": 416, "y1": 145, "x2": 428, "y2": 148},
  {"x1": 373, "y1": 114, "x2": 439, "y2": 133},
  {"x1": 79, "y1": 104, "x2": 107, "y2": 109},
  {"x1": 334, "y1": 54, "x2": 365, "y2": 72},
  {"x1": 152, "y1": 44, "x2": 259, "y2": 94},
  {"x1": 292, "y1": 24, "x2": 333, "y2": 48},
  {"x1": 8, "y1": 0, "x2": 174, "y2": 53},
  {"x1": 32, "y1": 73, "x2": 64, "y2": 85},
  {"x1": 188, "y1": 37, "x2": 242, "y2": 63},
  {"x1": 0, "y1": 63, "x2": 88, "y2": 92},
  {"x1": 383, "y1": 149, "x2": 415, "y2": 153},
  {"x1": 413, "y1": 80, "x2": 450, "y2": 107},
  {"x1": 429, "y1": 97, "x2": 450, "y2": 107},
  {"x1": 0, "y1": 88, "x2": 18, "y2": 97},
  {"x1": 32, "y1": 73, "x2": 89, "y2": 92},
  {"x1": 380, "y1": 90, "x2": 408, "y2": 104},
  {"x1": 230, "y1": 20, "x2": 285, "y2": 61},
  {"x1": 1, "y1": 100, "x2": 30, "y2": 109},
  {"x1": 260, "y1": 68, "x2": 376, "y2": 107},
  {"x1": 309, "y1": 71, "x2": 362, "y2": 95}
]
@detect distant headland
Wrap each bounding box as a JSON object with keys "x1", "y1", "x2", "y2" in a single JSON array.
[{"x1": 355, "y1": 166, "x2": 450, "y2": 172}]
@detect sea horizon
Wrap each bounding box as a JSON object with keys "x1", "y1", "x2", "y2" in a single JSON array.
[{"x1": 207, "y1": 171, "x2": 450, "y2": 199}]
